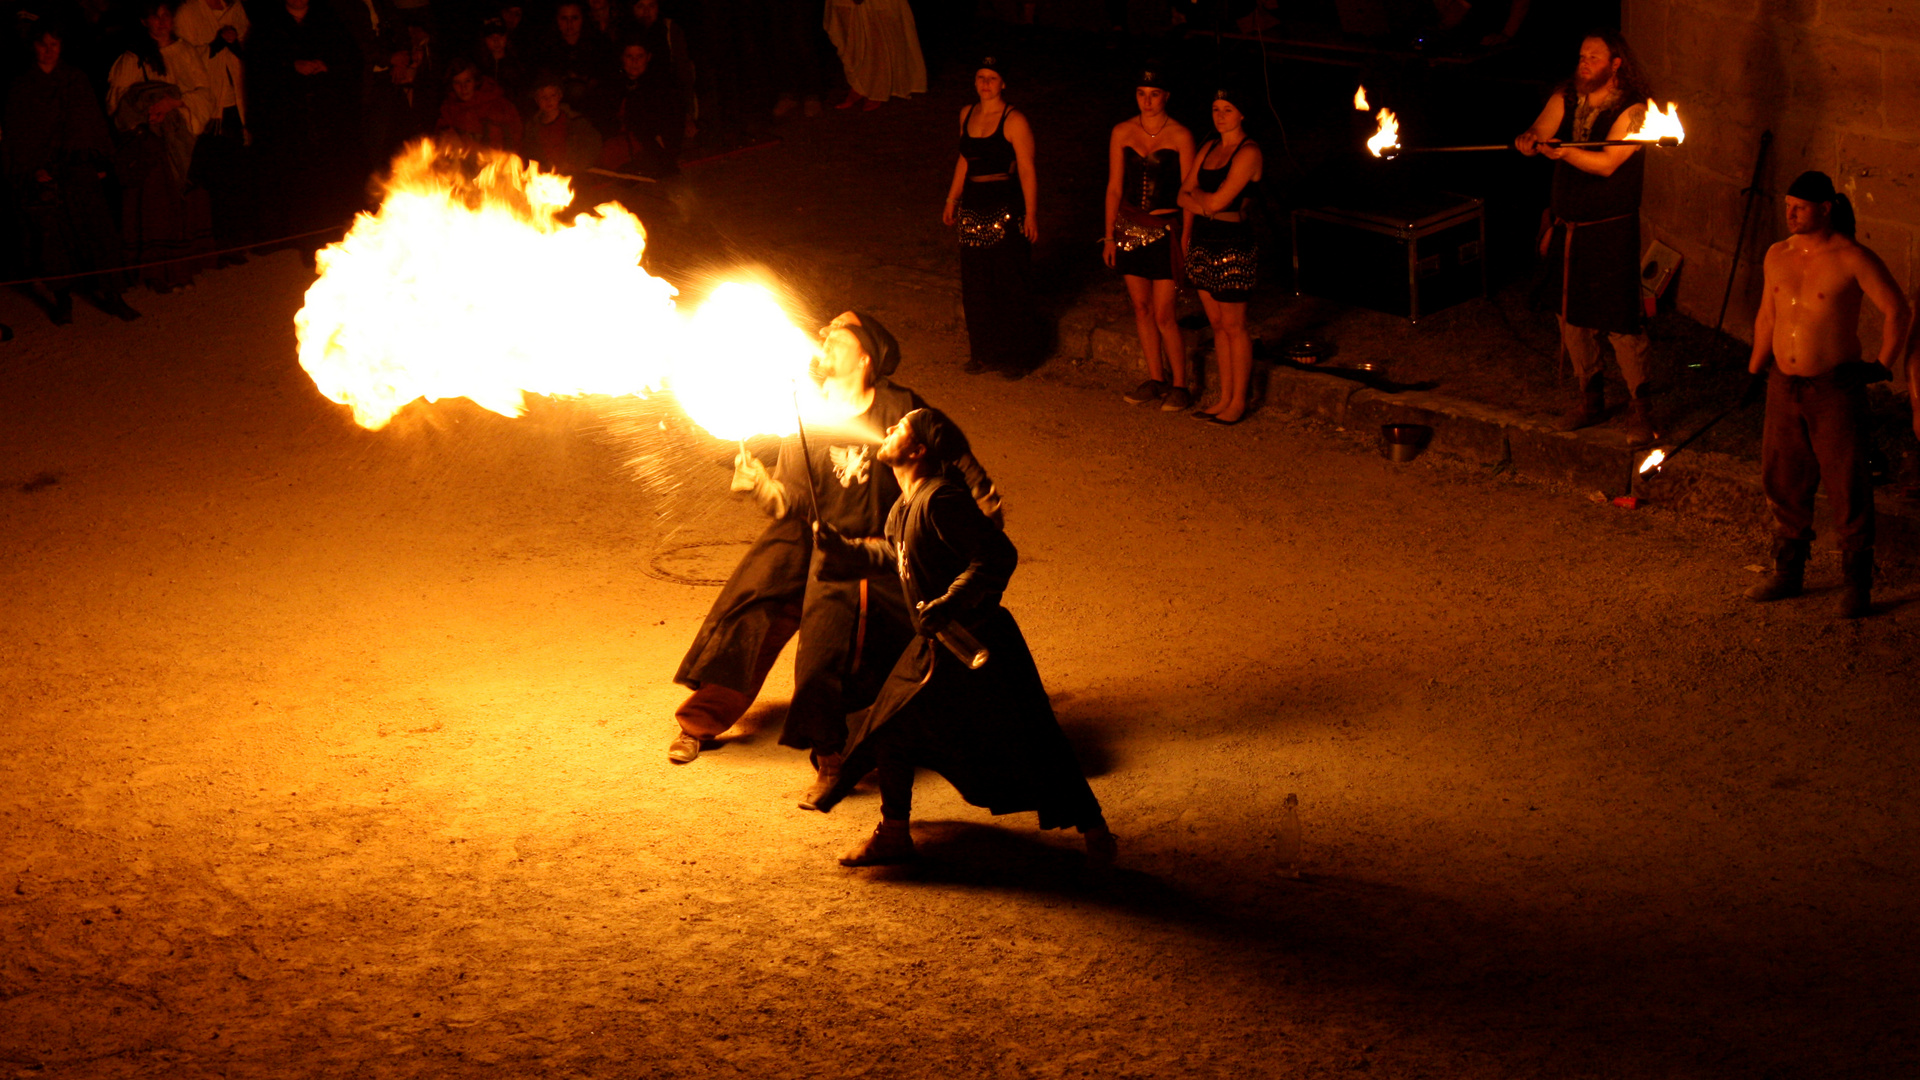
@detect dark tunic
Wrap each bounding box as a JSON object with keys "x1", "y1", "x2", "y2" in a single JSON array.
[
  {"x1": 672, "y1": 380, "x2": 997, "y2": 753},
  {"x1": 1547, "y1": 85, "x2": 1644, "y2": 335},
  {"x1": 813, "y1": 476, "x2": 1103, "y2": 830}
]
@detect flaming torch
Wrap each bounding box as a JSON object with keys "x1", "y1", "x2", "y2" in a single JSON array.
[
  {"x1": 1365, "y1": 107, "x2": 1401, "y2": 158},
  {"x1": 1354, "y1": 85, "x2": 1369, "y2": 111},
  {"x1": 1373, "y1": 99, "x2": 1685, "y2": 158}
]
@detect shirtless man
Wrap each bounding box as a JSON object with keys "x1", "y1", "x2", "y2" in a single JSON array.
[{"x1": 1745, "y1": 171, "x2": 1910, "y2": 618}]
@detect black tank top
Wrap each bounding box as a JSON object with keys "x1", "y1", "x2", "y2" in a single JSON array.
[
  {"x1": 1123, "y1": 147, "x2": 1182, "y2": 212},
  {"x1": 1549, "y1": 85, "x2": 1644, "y2": 223},
  {"x1": 960, "y1": 105, "x2": 1016, "y2": 176},
  {"x1": 1196, "y1": 138, "x2": 1255, "y2": 212}
]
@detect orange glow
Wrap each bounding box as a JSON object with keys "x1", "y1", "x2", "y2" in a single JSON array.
[
  {"x1": 1637, "y1": 448, "x2": 1667, "y2": 474},
  {"x1": 1366, "y1": 108, "x2": 1400, "y2": 157},
  {"x1": 295, "y1": 139, "x2": 825, "y2": 442},
  {"x1": 296, "y1": 140, "x2": 679, "y2": 430},
  {"x1": 1626, "y1": 101, "x2": 1685, "y2": 143},
  {"x1": 675, "y1": 282, "x2": 822, "y2": 440},
  {"x1": 1354, "y1": 85, "x2": 1369, "y2": 111}
]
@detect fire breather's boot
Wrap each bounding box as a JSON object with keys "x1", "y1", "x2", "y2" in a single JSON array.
[
  {"x1": 1555, "y1": 374, "x2": 1605, "y2": 432},
  {"x1": 839, "y1": 819, "x2": 915, "y2": 866},
  {"x1": 1745, "y1": 538, "x2": 1809, "y2": 602},
  {"x1": 1622, "y1": 387, "x2": 1657, "y2": 448},
  {"x1": 799, "y1": 751, "x2": 843, "y2": 811},
  {"x1": 1839, "y1": 549, "x2": 1874, "y2": 619}
]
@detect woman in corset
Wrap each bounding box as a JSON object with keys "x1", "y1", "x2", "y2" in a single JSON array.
[
  {"x1": 1178, "y1": 87, "x2": 1262, "y2": 425},
  {"x1": 1105, "y1": 66, "x2": 1196, "y2": 412},
  {"x1": 942, "y1": 56, "x2": 1039, "y2": 379}
]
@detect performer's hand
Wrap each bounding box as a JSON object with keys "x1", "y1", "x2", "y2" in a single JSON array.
[
  {"x1": 730, "y1": 447, "x2": 769, "y2": 495},
  {"x1": 915, "y1": 596, "x2": 955, "y2": 637},
  {"x1": 1022, "y1": 216, "x2": 1039, "y2": 244},
  {"x1": 1538, "y1": 141, "x2": 1566, "y2": 161},
  {"x1": 1102, "y1": 237, "x2": 1115, "y2": 268},
  {"x1": 1740, "y1": 371, "x2": 1768, "y2": 409},
  {"x1": 942, "y1": 198, "x2": 957, "y2": 227},
  {"x1": 1515, "y1": 131, "x2": 1538, "y2": 156}
]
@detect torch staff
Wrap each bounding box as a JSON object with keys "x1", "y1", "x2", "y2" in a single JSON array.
[
  {"x1": 791, "y1": 386, "x2": 825, "y2": 524},
  {"x1": 1381, "y1": 137, "x2": 1681, "y2": 157}
]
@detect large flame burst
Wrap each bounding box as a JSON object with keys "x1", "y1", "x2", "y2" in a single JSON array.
[{"x1": 295, "y1": 139, "x2": 816, "y2": 438}]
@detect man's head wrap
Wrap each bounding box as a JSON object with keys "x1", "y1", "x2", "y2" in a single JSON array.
[
  {"x1": 976, "y1": 55, "x2": 1006, "y2": 81},
  {"x1": 901, "y1": 408, "x2": 970, "y2": 468},
  {"x1": 844, "y1": 310, "x2": 899, "y2": 377},
  {"x1": 1787, "y1": 171, "x2": 1837, "y2": 202},
  {"x1": 1136, "y1": 65, "x2": 1170, "y2": 91},
  {"x1": 1786, "y1": 170, "x2": 1856, "y2": 237}
]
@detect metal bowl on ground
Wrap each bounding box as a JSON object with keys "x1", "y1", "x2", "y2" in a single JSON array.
[
  {"x1": 1285, "y1": 340, "x2": 1332, "y2": 365},
  {"x1": 1380, "y1": 423, "x2": 1432, "y2": 463}
]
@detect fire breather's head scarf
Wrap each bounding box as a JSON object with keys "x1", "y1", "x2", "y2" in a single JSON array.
[
  {"x1": 844, "y1": 310, "x2": 899, "y2": 377},
  {"x1": 901, "y1": 408, "x2": 970, "y2": 468}
]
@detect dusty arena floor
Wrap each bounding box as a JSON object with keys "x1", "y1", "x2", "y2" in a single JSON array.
[{"x1": 5, "y1": 63, "x2": 1919, "y2": 1080}]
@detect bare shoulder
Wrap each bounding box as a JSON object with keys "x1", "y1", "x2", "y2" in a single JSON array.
[
  {"x1": 1169, "y1": 121, "x2": 1198, "y2": 148},
  {"x1": 1004, "y1": 109, "x2": 1034, "y2": 135},
  {"x1": 1109, "y1": 117, "x2": 1134, "y2": 141},
  {"x1": 956, "y1": 104, "x2": 971, "y2": 126}
]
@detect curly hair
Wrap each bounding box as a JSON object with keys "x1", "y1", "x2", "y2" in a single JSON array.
[{"x1": 1580, "y1": 28, "x2": 1653, "y2": 104}]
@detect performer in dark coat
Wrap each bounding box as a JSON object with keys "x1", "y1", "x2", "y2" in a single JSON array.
[
  {"x1": 1515, "y1": 29, "x2": 1657, "y2": 446},
  {"x1": 668, "y1": 313, "x2": 1003, "y2": 806},
  {"x1": 810, "y1": 408, "x2": 1114, "y2": 868}
]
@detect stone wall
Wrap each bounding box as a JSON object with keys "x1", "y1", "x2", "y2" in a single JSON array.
[{"x1": 1623, "y1": 0, "x2": 1920, "y2": 364}]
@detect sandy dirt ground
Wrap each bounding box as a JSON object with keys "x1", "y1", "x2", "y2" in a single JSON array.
[{"x1": 5, "y1": 64, "x2": 1920, "y2": 1080}]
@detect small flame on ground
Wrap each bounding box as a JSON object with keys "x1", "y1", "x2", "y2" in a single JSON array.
[
  {"x1": 1354, "y1": 85, "x2": 1369, "y2": 110},
  {"x1": 1366, "y1": 108, "x2": 1400, "y2": 157},
  {"x1": 1638, "y1": 448, "x2": 1667, "y2": 474},
  {"x1": 1626, "y1": 100, "x2": 1685, "y2": 143}
]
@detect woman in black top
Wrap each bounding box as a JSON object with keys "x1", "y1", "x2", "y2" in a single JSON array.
[
  {"x1": 942, "y1": 57, "x2": 1040, "y2": 378},
  {"x1": 1105, "y1": 67, "x2": 1196, "y2": 411},
  {"x1": 1178, "y1": 88, "x2": 1262, "y2": 425}
]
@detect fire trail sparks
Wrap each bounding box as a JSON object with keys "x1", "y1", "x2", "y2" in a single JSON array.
[{"x1": 295, "y1": 139, "x2": 818, "y2": 441}]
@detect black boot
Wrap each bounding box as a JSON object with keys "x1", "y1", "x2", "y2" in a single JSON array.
[
  {"x1": 1555, "y1": 374, "x2": 1605, "y2": 432},
  {"x1": 1745, "y1": 538, "x2": 1808, "y2": 602},
  {"x1": 1839, "y1": 549, "x2": 1874, "y2": 619}
]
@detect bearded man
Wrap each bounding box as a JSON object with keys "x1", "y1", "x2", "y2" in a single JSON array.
[
  {"x1": 1743, "y1": 172, "x2": 1909, "y2": 619},
  {"x1": 1516, "y1": 29, "x2": 1658, "y2": 446},
  {"x1": 811, "y1": 409, "x2": 1114, "y2": 869},
  {"x1": 668, "y1": 313, "x2": 1002, "y2": 808}
]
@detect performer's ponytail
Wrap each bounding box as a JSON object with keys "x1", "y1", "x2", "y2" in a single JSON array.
[{"x1": 1831, "y1": 193, "x2": 1857, "y2": 238}]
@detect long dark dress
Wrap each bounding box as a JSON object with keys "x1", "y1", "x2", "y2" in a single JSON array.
[
  {"x1": 814, "y1": 476, "x2": 1103, "y2": 831},
  {"x1": 956, "y1": 104, "x2": 1038, "y2": 373},
  {"x1": 673, "y1": 380, "x2": 998, "y2": 754},
  {"x1": 1546, "y1": 85, "x2": 1644, "y2": 335}
]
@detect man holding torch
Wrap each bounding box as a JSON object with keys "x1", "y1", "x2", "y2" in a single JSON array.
[
  {"x1": 811, "y1": 408, "x2": 1114, "y2": 869},
  {"x1": 1743, "y1": 173, "x2": 1909, "y2": 619},
  {"x1": 668, "y1": 312, "x2": 1004, "y2": 808},
  {"x1": 1516, "y1": 29, "x2": 1658, "y2": 447}
]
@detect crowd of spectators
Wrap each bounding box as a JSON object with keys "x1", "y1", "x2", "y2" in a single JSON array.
[{"x1": 0, "y1": 0, "x2": 865, "y2": 325}]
